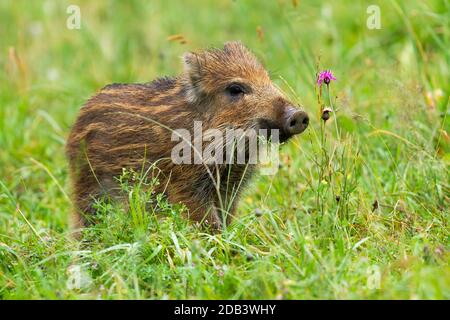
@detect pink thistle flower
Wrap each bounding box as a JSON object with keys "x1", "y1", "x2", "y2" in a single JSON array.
[{"x1": 317, "y1": 70, "x2": 336, "y2": 86}]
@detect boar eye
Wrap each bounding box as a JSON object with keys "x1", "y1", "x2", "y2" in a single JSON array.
[{"x1": 226, "y1": 83, "x2": 246, "y2": 97}]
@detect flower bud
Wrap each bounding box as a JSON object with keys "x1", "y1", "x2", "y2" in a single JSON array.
[{"x1": 321, "y1": 107, "x2": 333, "y2": 121}]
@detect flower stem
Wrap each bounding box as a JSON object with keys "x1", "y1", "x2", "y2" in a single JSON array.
[{"x1": 326, "y1": 84, "x2": 341, "y2": 141}]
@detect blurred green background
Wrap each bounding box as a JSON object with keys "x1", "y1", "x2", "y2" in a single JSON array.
[{"x1": 0, "y1": 0, "x2": 448, "y2": 299}]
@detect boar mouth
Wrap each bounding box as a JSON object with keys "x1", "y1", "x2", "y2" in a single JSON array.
[{"x1": 257, "y1": 118, "x2": 292, "y2": 143}]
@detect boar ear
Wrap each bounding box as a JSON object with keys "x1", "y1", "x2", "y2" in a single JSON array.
[
  {"x1": 182, "y1": 52, "x2": 203, "y2": 83},
  {"x1": 182, "y1": 52, "x2": 204, "y2": 103},
  {"x1": 224, "y1": 40, "x2": 243, "y2": 49},
  {"x1": 224, "y1": 41, "x2": 249, "y2": 54},
  {"x1": 224, "y1": 41, "x2": 261, "y2": 69}
]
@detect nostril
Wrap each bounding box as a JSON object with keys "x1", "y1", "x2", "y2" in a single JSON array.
[
  {"x1": 289, "y1": 119, "x2": 297, "y2": 128},
  {"x1": 302, "y1": 115, "x2": 309, "y2": 126}
]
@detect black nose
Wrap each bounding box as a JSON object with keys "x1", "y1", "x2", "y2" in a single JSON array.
[{"x1": 285, "y1": 110, "x2": 309, "y2": 135}]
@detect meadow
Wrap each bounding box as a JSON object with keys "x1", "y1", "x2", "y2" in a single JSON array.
[{"x1": 0, "y1": 0, "x2": 448, "y2": 299}]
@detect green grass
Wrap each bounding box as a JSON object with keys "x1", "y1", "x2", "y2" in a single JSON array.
[{"x1": 0, "y1": 0, "x2": 449, "y2": 299}]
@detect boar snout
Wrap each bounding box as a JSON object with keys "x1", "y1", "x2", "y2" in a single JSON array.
[{"x1": 284, "y1": 107, "x2": 309, "y2": 136}]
